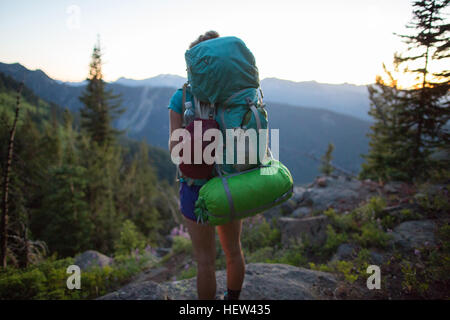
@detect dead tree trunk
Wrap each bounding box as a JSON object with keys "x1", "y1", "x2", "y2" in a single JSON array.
[{"x1": 1, "y1": 82, "x2": 23, "y2": 269}]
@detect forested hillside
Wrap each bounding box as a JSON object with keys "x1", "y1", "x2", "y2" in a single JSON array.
[{"x1": 0, "y1": 72, "x2": 178, "y2": 262}]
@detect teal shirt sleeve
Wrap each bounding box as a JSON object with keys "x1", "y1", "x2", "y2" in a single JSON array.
[{"x1": 168, "y1": 89, "x2": 183, "y2": 114}]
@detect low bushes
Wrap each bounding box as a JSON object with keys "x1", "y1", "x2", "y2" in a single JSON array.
[{"x1": 0, "y1": 252, "x2": 157, "y2": 300}]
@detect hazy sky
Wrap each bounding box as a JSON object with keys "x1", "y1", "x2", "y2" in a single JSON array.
[{"x1": 0, "y1": 0, "x2": 416, "y2": 85}]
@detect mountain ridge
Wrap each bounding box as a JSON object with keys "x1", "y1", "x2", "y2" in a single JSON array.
[
  {"x1": 0, "y1": 61, "x2": 371, "y2": 120},
  {"x1": 0, "y1": 61, "x2": 371, "y2": 183}
]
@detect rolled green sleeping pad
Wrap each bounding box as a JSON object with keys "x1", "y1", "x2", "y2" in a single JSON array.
[{"x1": 194, "y1": 159, "x2": 294, "y2": 226}]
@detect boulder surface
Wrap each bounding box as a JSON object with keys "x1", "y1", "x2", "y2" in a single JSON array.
[
  {"x1": 74, "y1": 250, "x2": 113, "y2": 271},
  {"x1": 98, "y1": 263, "x2": 338, "y2": 300}
]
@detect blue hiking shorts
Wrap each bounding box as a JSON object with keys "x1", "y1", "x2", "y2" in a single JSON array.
[{"x1": 179, "y1": 181, "x2": 202, "y2": 222}]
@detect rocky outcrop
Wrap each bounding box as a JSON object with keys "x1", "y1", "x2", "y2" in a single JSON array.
[
  {"x1": 291, "y1": 207, "x2": 312, "y2": 218},
  {"x1": 266, "y1": 176, "x2": 383, "y2": 220},
  {"x1": 131, "y1": 266, "x2": 170, "y2": 283},
  {"x1": 301, "y1": 176, "x2": 363, "y2": 212},
  {"x1": 383, "y1": 181, "x2": 406, "y2": 194},
  {"x1": 275, "y1": 216, "x2": 329, "y2": 246},
  {"x1": 74, "y1": 250, "x2": 113, "y2": 271},
  {"x1": 98, "y1": 263, "x2": 338, "y2": 300},
  {"x1": 280, "y1": 199, "x2": 298, "y2": 215},
  {"x1": 330, "y1": 243, "x2": 358, "y2": 262},
  {"x1": 98, "y1": 280, "x2": 168, "y2": 300},
  {"x1": 330, "y1": 243, "x2": 386, "y2": 265},
  {"x1": 390, "y1": 220, "x2": 437, "y2": 252}
]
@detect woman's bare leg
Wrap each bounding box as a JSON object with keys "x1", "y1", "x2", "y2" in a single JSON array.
[
  {"x1": 183, "y1": 216, "x2": 217, "y2": 299},
  {"x1": 217, "y1": 219, "x2": 245, "y2": 291}
]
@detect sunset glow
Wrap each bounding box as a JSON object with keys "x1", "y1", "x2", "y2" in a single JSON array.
[{"x1": 0, "y1": 0, "x2": 422, "y2": 85}]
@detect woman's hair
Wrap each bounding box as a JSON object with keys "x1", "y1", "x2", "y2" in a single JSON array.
[{"x1": 189, "y1": 30, "x2": 220, "y2": 49}]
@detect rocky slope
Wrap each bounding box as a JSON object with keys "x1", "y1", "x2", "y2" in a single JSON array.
[
  {"x1": 98, "y1": 263, "x2": 338, "y2": 300},
  {"x1": 85, "y1": 175, "x2": 448, "y2": 300}
]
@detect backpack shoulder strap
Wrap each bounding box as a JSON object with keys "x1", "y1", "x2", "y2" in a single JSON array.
[{"x1": 181, "y1": 82, "x2": 188, "y2": 127}]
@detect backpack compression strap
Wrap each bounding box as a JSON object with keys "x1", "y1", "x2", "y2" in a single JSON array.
[
  {"x1": 245, "y1": 97, "x2": 262, "y2": 132},
  {"x1": 215, "y1": 164, "x2": 237, "y2": 221}
]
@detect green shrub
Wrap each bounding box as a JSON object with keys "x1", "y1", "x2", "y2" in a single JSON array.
[
  {"x1": 380, "y1": 208, "x2": 422, "y2": 230},
  {"x1": 179, "y1": 265, "x2": 197, "y2": 280},
  {"x1": 400, "y1": 209, "x2": 420, "y2": 220},
  {"x1": 309, "y1": 262, "x2": 333, "y2": 273},
  {"x1": 401, "y1": 261, "x2": 429, "y2": 296},
  {"x1": 0, "y1": 269, "x2": 47, "y2": 300},
  {"x1": 324, "y1": 208, "x2": 356, "y2": 232},
  {"x1": 421, "y1": 224, "x2": 450, "y2": 284},
  {"x1": 381, "y1": 214, "x2": 397, "y2": 229},
  {"x1": 172, "y1": 236, "x2": 192, "y2": 255},
  {"x1": 311, "y1": 260, "x2": 358, "y2": 284},
  {"x1": 324, "y1": 199, "x2": 391, "y2": 253},
  {"x1": 0, "y1": 253, "x2": 156, "y2": 299},
  {"x1": 353, "y1": 222, "x2": 391, "y2": 248},
  {"x1": 241, "y1": 217, "x2": 281, "y2": 252},
  {"x1": 246, "y1": 247, "x2": 274, "y2": 264},
  {"x1": 245, "y1": 242, "x2": 307, "y2": 267},
  {"x1": 354, "y1": 196, "x2": 386, "y2": 222},
  {"x1": 334, "y1": 260, "x2": 358, "y2": 283},
  {"x1": 114, "y1": 220, "x2": 146, "y2": 255},
  {"x1": 415, "y1": 184, "x2": 450, "y2": 216},
  {"x1": 354, "y1": 249, "x2": 371, "y2": 274},
  {"x1": 390, "y1": 223, "x2": 450, "y2": 298},
  {"x1": 275, "y1": 244, "x2": 307, "y2": 267},
  {"x1": 324, "y1": 225, "x2": 348, "y2": 254}
]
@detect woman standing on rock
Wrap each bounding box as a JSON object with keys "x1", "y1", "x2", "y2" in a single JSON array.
[{"x1": 168, "y1": 31, "x2": 245, "y2": 300}]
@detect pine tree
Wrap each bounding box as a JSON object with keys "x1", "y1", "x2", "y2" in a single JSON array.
[
  {"x1": 361, "y1": 0, "x2": 449, "y2": 182},
  {"x1": 76, "y1": 133, "x2": 122, "y2": 254},
  {"x1": 37, "y1": 165, "x2": 93, "y2": 257},
  {"x1": 79, "y1": 37, "x2": 124, "y2": 147},
  {"x1": 394, "y1": 0, "x2": 449, "y2": 178},
  {"x1": 62, "y1": 109, "x2": 77, "y2": 165},
  {"x1": 116, "y1": 142, "x2": 161, "y2": 244},
  {"x1": 77, "y1": 38, "x2": 126, "y2": 254},
  {"x1": 361, "y1": 67, "x2": 415, "y2": 181},
  {"x1": 320, "y1": 143, "x2": 335, "y2": 176}
]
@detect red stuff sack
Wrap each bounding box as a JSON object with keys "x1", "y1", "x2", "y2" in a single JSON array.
[{"x1": 179, "y1": 118, "x2": 220, "y2": 179}]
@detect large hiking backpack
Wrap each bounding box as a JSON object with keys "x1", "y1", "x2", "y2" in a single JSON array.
[
  {"x1": 182, "y1": 36, "x2": 294, "y2": 224},
  {"x1": 184, "y1": 36, "x2": 269, "y2": 174}
]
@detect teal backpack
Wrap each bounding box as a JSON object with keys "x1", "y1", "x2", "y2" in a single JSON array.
[
  {"x1": 184, "y1": 36, "x2": 269, "y2": 174},
  {"x1": 181, "y1": 36, "x2": 294, "y2": 225}
]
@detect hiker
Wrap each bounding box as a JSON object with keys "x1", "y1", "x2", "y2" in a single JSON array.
[{"x1": 168, "y1": 31, "x2": 245, "y2": 301}]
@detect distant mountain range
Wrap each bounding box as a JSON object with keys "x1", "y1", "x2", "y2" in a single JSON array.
[
  {"x1": 261, "y1": 78, "x2": 371, "y2": 121},
  {"x1": 0, "y1": 62, "x2": 372, "y2": 183},
  {"x1": 0, "y1": 62, "x2": 372, "y2": 120},
  {"x1": 115, "y1": 74, "x2": 187, "y2": 88},
  {"x1": 111, "y1": 75, "x2": 372, "y2": 121},
  {"x1": 56, "y1": 79, "x2": 88, "y2": 87}
]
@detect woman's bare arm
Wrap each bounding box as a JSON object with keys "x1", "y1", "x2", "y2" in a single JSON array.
[{"x1": 169, "y1": 109, "x2": 183, "y2": 155}]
